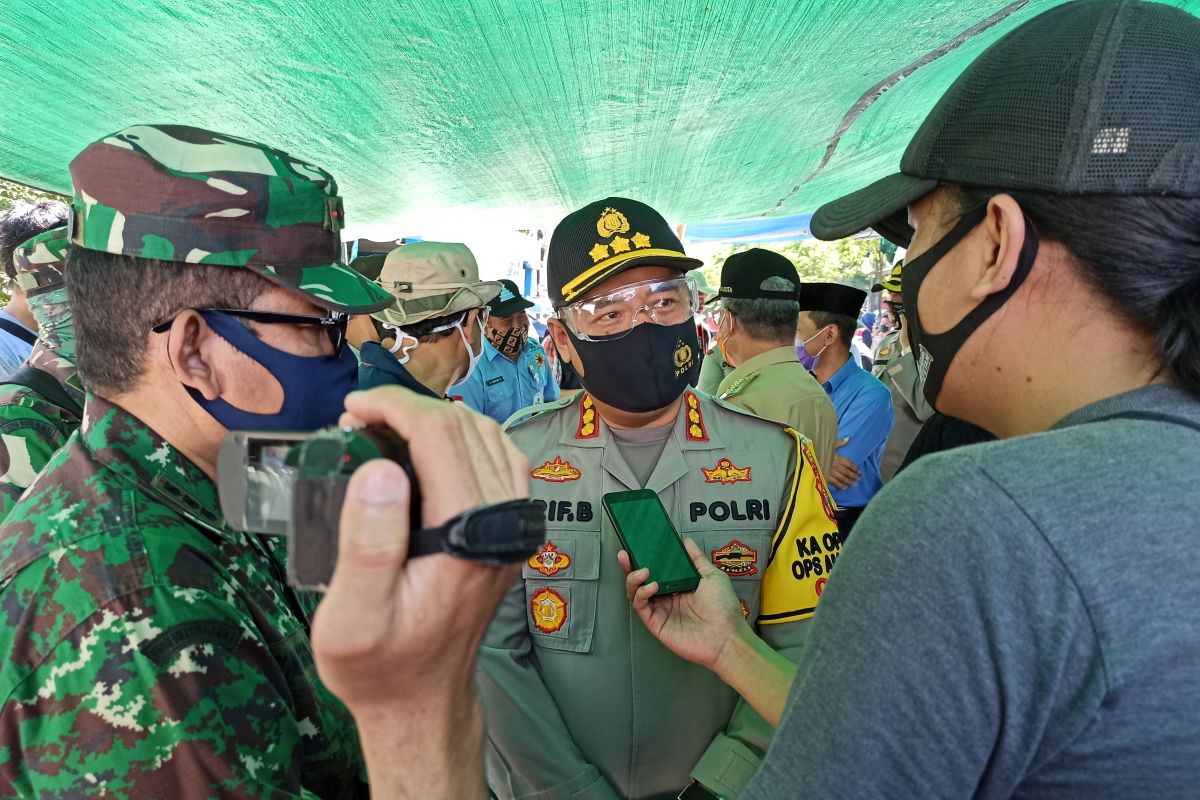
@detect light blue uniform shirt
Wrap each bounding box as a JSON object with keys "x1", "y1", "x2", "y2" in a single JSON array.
[
  {"x1": 0, "y1": 309, "x2": 35, "y2": 378},
  {"x1": 822, "y1": 356, "x2": 894, "y2": 508},
  {"x1": 457, "y1": 337, "x2": 559, "y2": 424}
]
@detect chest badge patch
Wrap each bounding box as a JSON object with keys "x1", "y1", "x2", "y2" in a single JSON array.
[
  {"x1": 531, "y1": 456, "x2": 581, "y2": 482},
  {"x1": 711, "y1": 539, "x2": 759, "y2": 577},
  {"x1": 531, "y1": 588, "x2": 568, "y2": 633},
  {"x1": 528, "y1": 541, "x2": 572, "y2": 576},
  {"x1": 702, "y1": 457, "x2": 751, "y2": 485}
]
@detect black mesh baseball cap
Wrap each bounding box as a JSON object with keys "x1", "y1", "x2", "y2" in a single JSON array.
[
  {"x1": 717, "y1": 248, "x2": 801, "y2": 302},
  {"x1": 547, "y1": 197, "x2": 702, "y2": 307},
  {"x1": 812, "y1": 0, "x2": 1200, "y2": 242}
]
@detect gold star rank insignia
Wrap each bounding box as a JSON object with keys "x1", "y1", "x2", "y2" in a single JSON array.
[
  {"x1": 610, "y1": 235, "x2": 631, "y2": 254},
  {"x1": 631, "y1": 232, "x2": 652, "y2": 249},
  {"x1": 589, "y1": 243, "x2": 610, "y2": 263}
]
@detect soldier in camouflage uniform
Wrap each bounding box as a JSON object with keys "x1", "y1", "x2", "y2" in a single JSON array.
[
  {"x1": 0, "y1": 125, "x2": 393, "y2": 797},
  {"x1": 0, "y1": 227, "x2": 84, "y2": 519}
]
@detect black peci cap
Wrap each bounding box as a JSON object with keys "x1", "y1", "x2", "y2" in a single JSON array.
[
  {"x1": 717, "y1": 248, "x2": 801, "y2": 302},
  {"x1": 547, "y1": 197, "x2": 702, "y2": 307},
  {"x1": 812, "y1": 0, "x2": 1200, "y2": 241},
  {"x1": 349, "y1": 253, "x2": 387, "y2": 283},
  {"x1": 799, "y1": 282, "x2": 867, "y2": 319},
  {"x1": 489, "y1": 278, "x2": 536, "y2": 316}
]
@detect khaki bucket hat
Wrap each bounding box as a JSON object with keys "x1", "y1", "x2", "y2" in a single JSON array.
[{"x1": 372, "y1": 241, "x2": 502, "y2": 326}]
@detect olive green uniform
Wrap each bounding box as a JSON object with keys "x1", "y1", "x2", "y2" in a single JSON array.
[
  {"x1": 716, "y1": 345, "x2": 838, "y2": 473},
  {"x1": 480, "y1": 389, "x2": 841, "y2": 800},
  {"x1": 872, "y1": 331, "x2": 933, "y2": 481},
  {"x1": 697, "y1": 348, "x2": 733, "y2": 395}
]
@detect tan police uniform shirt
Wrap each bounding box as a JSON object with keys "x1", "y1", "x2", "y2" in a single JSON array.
[
  {"x1": 480, "y1": 390, "x2": 840, "y2": 800},
  {"x1": 716, "y1": 346, "x2": 838, "y2": 473},
  {"x1": 873, "y1": 331, "x2": 933, "y2": 480}
]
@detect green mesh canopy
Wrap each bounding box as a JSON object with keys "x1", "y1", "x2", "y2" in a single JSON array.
[{"x1": 0, "y1": 0, "x2": 1196, "y2": 232}]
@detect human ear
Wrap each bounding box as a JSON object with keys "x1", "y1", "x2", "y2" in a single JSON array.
[
  {"x1": 972, "y1": 194, "x2": 1027, "y2": 302},
  {"x1": 548, "y1": 318, "x2": 583, "y2": 376},
  {"x1": 165, "y1": 311, "x2": 223, "y2": 400}
]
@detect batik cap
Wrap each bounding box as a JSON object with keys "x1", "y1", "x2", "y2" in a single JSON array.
[
  {"x1": 13, "y1": 226, "x2": 70, "y2": 295},
  {"x1": 68, "y1": 124, "x2": 394, "y2": 314}
]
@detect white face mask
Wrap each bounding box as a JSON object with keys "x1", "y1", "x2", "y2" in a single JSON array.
[{"x1": 450, "y1": 314, "x2": 486, "y2": 387}]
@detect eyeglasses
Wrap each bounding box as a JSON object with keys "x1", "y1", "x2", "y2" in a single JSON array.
[
  {"x1": 557, "y1": 276, "x2": 699, "y2": 341},
  {"x1": 152, "y1": 308, "x2": 350, "y2": 355}
]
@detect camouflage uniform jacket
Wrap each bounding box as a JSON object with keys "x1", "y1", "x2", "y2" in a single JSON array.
[
  {"x1": 0, "y1": 344, "x2": 85, "y2": 521},
  {"x1": 0, "y1": 395, "x2": 365, "y2": 798}
]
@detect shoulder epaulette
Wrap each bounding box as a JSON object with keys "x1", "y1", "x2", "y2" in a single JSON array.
[
  {"x1": 502, "y1": 392, "x2": 579, "y2": 432},
  {"x1": 718, "y1": 371, "x2": 759, "y2": 399}
]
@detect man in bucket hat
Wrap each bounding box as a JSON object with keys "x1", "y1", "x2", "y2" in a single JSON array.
[
  {"x1": 359, "y1": 241, "x2": 501, "y2": 398},
  {"x1": 0, "y1": 124, "x2": 392, "y2": 795}
]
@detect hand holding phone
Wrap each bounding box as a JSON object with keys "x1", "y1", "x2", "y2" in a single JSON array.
[{"x1": 603, "y1": 490, "x2": 699, "y2": 595}]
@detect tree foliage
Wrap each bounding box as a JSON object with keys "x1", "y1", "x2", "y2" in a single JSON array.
[{"x1": 700, "y1": 236, "x2": 887, "y2": 296}]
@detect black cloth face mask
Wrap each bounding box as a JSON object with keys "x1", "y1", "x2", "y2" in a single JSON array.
[
  {"x1": 566, "y1": 319, "x2": 701, "y2": 414},
  {"x1": 904, "y1": 203, "x2": 1039, "y2": 408}
]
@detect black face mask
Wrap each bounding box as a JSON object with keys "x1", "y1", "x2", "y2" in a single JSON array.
[
  {"x1": 904, "y1": 204, "x2": 1039, "y2": 408},
  {"x1": 566, "y1": 319, "x2": 701, "y2": 413}
]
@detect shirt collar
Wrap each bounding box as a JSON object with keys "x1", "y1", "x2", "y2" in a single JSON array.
[
  {"x1": 1052, "y1": 382, "x2": 1199, "y2": 430},
  {"x1": 81, "y1": 394, "x2": 226, "y2": 532},
  {"x1": 822, "y1": 356, "x2": 860, "y2": 393},
  {"x1": 719, "y1": 345, "x2": 797, "y2": 393},
  {"x1": 359, "y1": 341, "x2": 441, "y2": 399}
]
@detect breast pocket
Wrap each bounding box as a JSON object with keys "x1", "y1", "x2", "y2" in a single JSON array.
[
  {"x1": 522, "y1": 533, "x2": 600, "y2": 654},
  {"x1": 691, "y1": 529, "x2": 772, "y2": 621}
]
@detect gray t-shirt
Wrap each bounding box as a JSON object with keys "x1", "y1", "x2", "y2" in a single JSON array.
[
  {"x1": 744, "y1": 383, "x2": 1200, "y2": 799},
  {"x1": 610, "y1": 421, "x2": 674, "y2": 487}
]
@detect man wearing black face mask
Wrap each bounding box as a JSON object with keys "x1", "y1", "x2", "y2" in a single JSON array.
[
  {"x1": 0, "y1": 125, "x2": 394, "y2": 795},
  {"x1": 478, "y1": 198, "x2": 840, "y2": 800},
  {"x1": 458, "y1": 279, "x2": 559, "y2": 423},
  {"x1": 620, "y1": 2, "x2": 1200, "y2": 797}
]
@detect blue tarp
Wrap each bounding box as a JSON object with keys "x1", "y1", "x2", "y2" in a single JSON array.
[{"x1": 684, "y1": 214, "x2": 814, "y2": 244}]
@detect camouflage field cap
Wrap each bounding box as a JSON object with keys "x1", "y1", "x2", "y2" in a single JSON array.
[
  {"x1": 372, "y1": 241, "x2": 501, "y2": 327},
  {"x1": 68, "y1": 124, "x2": 393, "y2": 314},
  {"x1": 13, "y1": 227, "x2": 70, "y2": 295}
]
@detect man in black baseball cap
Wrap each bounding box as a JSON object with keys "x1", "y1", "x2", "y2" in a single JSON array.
[
  {"x1": 478, "y1": 198, "x2": 841, "y2": 800},
  {"x1": 711, "y1": 248, "x2": 838, "y2": 471},
  {"x1": 617, "y1": 2, "x2": 1200, "y2": 798}
]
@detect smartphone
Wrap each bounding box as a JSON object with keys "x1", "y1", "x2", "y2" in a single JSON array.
[{"x1": 602, "y1": 490, "x2": 699, "y2": 596}]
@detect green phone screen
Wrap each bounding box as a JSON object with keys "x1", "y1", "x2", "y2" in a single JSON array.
[{"x1": 602, "y1": 489, "x2": 700, "y2": 595}]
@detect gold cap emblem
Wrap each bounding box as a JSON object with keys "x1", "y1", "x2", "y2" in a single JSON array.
[{"x1": 596, "y1": 207, "x2": 630, "y2": 239}]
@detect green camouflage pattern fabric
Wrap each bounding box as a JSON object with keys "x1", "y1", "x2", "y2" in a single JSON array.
[
  {"x1": 12, "y1": 227, "x2": 69, "y2": 295},
  {"x1": 0, "y1": 395, "x2": 366, "y2": 798},
  {"x1": 0, "y1": 345, "x2": 83, "y2": 521},
  {"x1": 0, "y1": 228, "x2": 83, "y2": 521},
  {"x1": 69, "y1": 124, "x2": 393, "y2": 314}
]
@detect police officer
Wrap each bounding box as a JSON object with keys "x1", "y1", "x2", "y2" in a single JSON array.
[
  {"x1": 711, "y1": 248, "x2": 838, "y2": 471},
  {"x1": 869, "y1": 262, "x2": 933, "y2": 480},
  {"x1": 0, "y1": 124, "x2": 394, "y2": 795},
  {"x1": 359, "y1": 241, "x2": 500, "y2": 398},
  {"x1": 477, "y1": 198, "x2": 840, "y2": 800},
  {"x1": 458, "y1": 278, "x2": 559, "y2": 422},
  {"x1": 0, "y1": 227, "x2": 83, "y2": 519}
]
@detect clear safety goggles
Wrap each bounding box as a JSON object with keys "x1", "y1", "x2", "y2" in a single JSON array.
[{"x1": 557, "y1": 276, "x2": 699, "y2": 341}]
